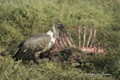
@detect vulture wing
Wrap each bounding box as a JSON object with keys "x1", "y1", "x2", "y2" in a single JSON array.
[{"x1": 13, "y1": 34, "x2": 51, "y2": 60}]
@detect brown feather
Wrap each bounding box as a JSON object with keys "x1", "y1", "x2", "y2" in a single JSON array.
[{"x1": 13, "y1": 34, "x2": 51, "y2": 61}]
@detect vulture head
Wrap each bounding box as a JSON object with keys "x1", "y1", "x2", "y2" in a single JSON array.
[{"x1": 52, "y1": 22, "x2": 64, "y2": 38}]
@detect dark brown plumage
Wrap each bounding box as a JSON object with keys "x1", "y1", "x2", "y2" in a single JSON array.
[{"x1": 12, "y1": 22, "x2": 64, "y2": 63}]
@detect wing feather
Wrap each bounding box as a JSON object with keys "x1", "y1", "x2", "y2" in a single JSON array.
[{"x1": 13, "y1": 34, "x2": 51, "y2": 60}]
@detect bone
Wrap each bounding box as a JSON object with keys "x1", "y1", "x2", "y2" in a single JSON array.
[
  {"x1": 62, "y1": 30, "x2": 73, "y2": 47},
  {"x1": 61, "y1": 27, "x2": 75, "y2": 47},
  {"x1": 60, "y1": 32, "x2": 68, "y2": 46},
  {"x1": 57, "y1": 31, "x2": 65, "y2": 49},
  {"x1": 59, "y1": 37, "x2": 66, "y2": 48},
  {"x1": 83, "y1": 25, "x2": 86, "y2": 48},
  {"x1": 66, "y1": 34, "x2": 73, "y2": 47},
  {"x1": 87, "y1": 28, "x2": 92, "y2": 48},
  {"x1": 51, "y1": 25, "x2": 106, "y2": 55},
  {"x1": 59, "y1": 30, "x2": 68, "y2": 47},
  {"x1": 55, "y1": 38, "x2": 62, "y2": 50},
  {"x1": 77, "y1": 26, "x2": 81, "y2": 48},
  {"x1": 63, "y1": 35, "x2": 70, "y2": 47},
  {"x1": 67, "y1": 33, "x2": 76, "y2": 47},
  {"x1": 90, "y1": 29, "x2": 96, "y2": 48}
]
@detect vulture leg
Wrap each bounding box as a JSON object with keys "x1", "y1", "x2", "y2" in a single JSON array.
[
  {"x1": 34, "y1": 44, "x2": 54, "y2": 63},
  {"x1": 33, "y1": 51, "x2": 42, "y2": 64}
]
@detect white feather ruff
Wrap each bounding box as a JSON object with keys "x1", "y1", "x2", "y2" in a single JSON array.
[{"x1": 47, "y1": 30, "x2": 56, "y2": 48}]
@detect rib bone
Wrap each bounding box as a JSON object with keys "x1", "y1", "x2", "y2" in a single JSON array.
[
  {"x1": 51, "y1": 24, "x2": 106, "y2": 55},
  {"x1": 83, "y1": 25, "x2": 86, "y2": 48},
  {"x1": 87, "y1": 28, "x2": 92, "y2": 48},
  {"x1": 63, "y1": 28, "x2": 75, "y2": 47},
  {"x1": 77, "y1": 26, "x2": 81, "y2": 48},
  {"x1": 90, "y1": 30, "x2": 96, "y2": 48}
]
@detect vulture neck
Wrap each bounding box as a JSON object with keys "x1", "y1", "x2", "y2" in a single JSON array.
[
  {"x1": 47, "y1": 30, "x2": 57, "y2": 48},
  {"x1": 47, "y1": 24, "x2": 59, "y2": 48},
  {"x1": 52, "y1": 24, "x2": 59, "y2": 39}
]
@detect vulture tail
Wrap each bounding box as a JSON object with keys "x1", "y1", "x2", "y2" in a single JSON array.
[
  {"x1": 12, "y1": 41, "x2": 25, "y2": 60},
  {"x1": 12, "y1": 48, "x2": 22, "y2": 60}
]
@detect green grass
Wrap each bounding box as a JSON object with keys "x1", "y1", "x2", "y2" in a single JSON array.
[{"x1": 0, "y1": 0, "x2": 120, "y2": 79}]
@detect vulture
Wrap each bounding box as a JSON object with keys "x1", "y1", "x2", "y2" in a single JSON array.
[{"x1": 12, "y1": 22, "x2": 64, "y2": 63}]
